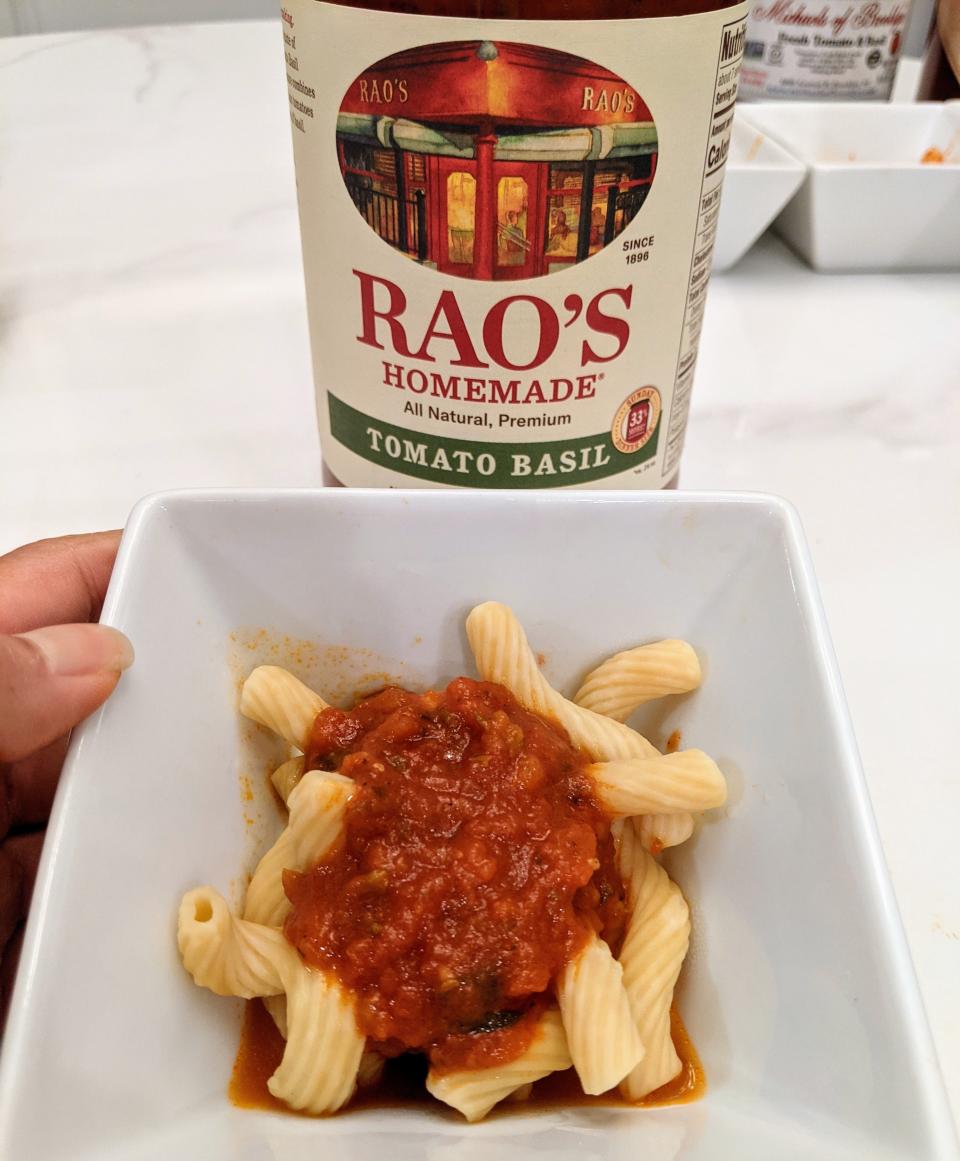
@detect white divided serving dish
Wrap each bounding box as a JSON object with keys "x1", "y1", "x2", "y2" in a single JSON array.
[
  {"x1": 742, "y1": 101, "x2": 960, "y2": 271},
  {"x1": 712, "y1": 109, "x2": 806, "y2": 272},
  {"x1": 0, "y1": 489, "x2": 955, "y2": 1161}
]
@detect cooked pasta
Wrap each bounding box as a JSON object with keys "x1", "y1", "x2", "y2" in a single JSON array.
[
  {"x1": 465, "y1": 602, "x2": 661, "y2": 761},
  {"x1": 426, "y1": 1009, "x2": 571, "y2": 1122},
  {"x1": 574, "y1": 640, "x2": 702, "y2": 721},
  {"x1": 178, "y1": 602, "x2": 725, "y2": 1123},
  {"x1": 178, "y1": 887, "x2": 292, "y2": 997},
  {"x1": 243, "y1": 769, "x2": 354, "y2": 927},
  {"x1": 240, "y1": 665, "x2": 328, "y2": 750},
  {"x1": 465, "y1": 602, "x2": 696, "y2": 851},
  {"x1": 262, "y1": 994, "x2": 288, "y2": 1038},
  {"x1": 177, "y1": 894, "x2": 364, "y2": 1114},
  {"x1": 575, "y1": 638, "x2": 704, "y2": 855},
  {"x1": 357, "y1": 1050, "x2": 386, "y2": 1089},
  {"x1": 556, "y1": 932, "x2": 645, "y2": 1094},
  {"x1": 507, "y1": 1083, "x2": 534, "y2": 1103},
  {"x1": 271, "y1": 755, "x2": 305, "y2": 804},
  {"x1": 637, "y1": 811, "x2": 696, "y2": 852},
  {"x1": 267, "y1": 957, "x2": 366, "y2": 1114},
  {"x1": 588, "y1": 751, "x2": 727, "y2": 818},
  {"x1": 616, "y1": 822, "x2": 692, "y2": 1100}
]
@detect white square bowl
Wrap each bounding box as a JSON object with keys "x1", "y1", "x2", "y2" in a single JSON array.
[
  {"x1": 741, "y1": 101, "x2": 960, "y2": 271},
  {"x1": 712, "y1": 111, "x2": 806, "y2": 272},
  {"x1": 0, "y1": 489, "x2": 955, "y2": 1161}
]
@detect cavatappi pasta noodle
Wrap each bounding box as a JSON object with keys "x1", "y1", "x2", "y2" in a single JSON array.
[{"x1": 177, "y1": 603, "x2": 725, "y2": 1121}]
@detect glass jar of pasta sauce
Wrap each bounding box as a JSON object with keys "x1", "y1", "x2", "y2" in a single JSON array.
[
  {"x1": 739, "y1": 0, "x2": 912, "y2": 100},
  {"x1": 281, "y1": 0, "x2": 748, "y2": 489}
]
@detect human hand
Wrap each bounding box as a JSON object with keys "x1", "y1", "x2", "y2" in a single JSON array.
[{"x1": 0, "y1": 532, "x2": 132, "y2": 1025}]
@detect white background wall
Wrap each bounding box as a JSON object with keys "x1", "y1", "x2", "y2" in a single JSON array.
[{"x1": 0, "y1": 0, "x2": 274, "y2": 36}]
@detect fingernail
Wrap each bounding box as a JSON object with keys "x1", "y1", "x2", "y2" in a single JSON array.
[{"x1": 20, "y1": 624, "x2": 135, "y2": 678}]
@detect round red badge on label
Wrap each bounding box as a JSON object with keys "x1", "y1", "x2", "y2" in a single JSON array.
[{"x1": 612, "y1": 386, "x2": 661, "y2": 453}]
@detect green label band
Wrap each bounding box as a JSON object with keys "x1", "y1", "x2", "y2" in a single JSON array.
[{"x1": 328, "y1": 393, "x2": 659, "y2": 488}]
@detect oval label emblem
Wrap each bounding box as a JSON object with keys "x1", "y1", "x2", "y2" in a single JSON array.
[{"x1": 337, "y1": 40, "x2": 659, "y2": 281}]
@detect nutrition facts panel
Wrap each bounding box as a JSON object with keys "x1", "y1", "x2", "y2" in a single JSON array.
[{"x1": 664, "y1": 15, "x2": 746, "y2": 478}]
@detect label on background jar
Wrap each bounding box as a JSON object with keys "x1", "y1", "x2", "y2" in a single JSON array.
[
  {"x1": 740, "y1": 0, "x2": 909, "y2": 100},
  {"x1": 282, "y1": 2, "x2": 747, "y2": 488}
]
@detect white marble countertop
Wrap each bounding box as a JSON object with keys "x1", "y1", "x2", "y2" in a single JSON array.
[{"x1": 1, "y1": 19, "x2": 958, "y2": 1130}]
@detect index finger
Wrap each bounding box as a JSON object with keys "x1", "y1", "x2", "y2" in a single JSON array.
[{"x1": 0, "y1": 531, "x2": 121, "y2": 635}]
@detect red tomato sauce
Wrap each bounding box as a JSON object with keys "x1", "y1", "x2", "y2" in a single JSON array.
[{"x1": 285, "y1": 677, "x2": 626, "y2": 1072}]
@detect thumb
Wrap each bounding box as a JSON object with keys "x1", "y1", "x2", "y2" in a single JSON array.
[{"x1": 0, "y1": 625, "x2": 134, "y2": 763}]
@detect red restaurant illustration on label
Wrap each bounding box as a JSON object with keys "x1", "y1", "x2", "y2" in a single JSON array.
[{"x1": 337, "y1": 41, "x2": 659, "y2": 280}]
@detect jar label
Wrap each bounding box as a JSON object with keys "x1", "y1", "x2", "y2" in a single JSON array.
[
  {"x1": 740, "y1": 0, "x2": 908, "y2": 100},
  {"x1": 282, "y1": 1, "x2": 748, "y2": 488}
]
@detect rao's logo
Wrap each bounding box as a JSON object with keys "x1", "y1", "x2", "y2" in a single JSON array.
[{"x1": 337, "y1": 40, "x2": 659, "y2": 282}]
